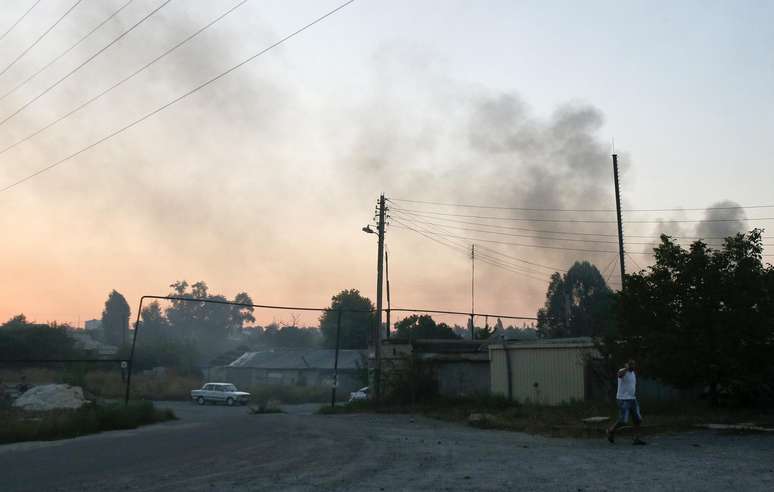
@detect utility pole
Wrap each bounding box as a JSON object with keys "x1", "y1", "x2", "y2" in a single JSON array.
[
  {"x1": 374, "y1": 194, "x2": 386, "y2": 401},
  {"x1": 385, "y1": 249, "x2": 391, "y2": 339},
  {"x1": 470, "y1": 244, "x2": 475, "y2": 340},
  {"x1": 612, "y1": 154, "x2": 626, "y2": 288}
]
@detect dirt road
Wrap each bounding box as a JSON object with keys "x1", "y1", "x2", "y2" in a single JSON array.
[{"x1": 1, "y1": 401, "x2": 773, "y2": 491}]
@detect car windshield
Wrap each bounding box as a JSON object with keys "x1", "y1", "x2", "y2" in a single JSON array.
[{"x1": 223, "y1": 385, "x2": 237, "y2": 392}]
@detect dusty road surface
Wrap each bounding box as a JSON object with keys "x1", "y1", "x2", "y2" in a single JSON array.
[{"x1": 2, "y1": 401, "x2": 773, "y2": 491}]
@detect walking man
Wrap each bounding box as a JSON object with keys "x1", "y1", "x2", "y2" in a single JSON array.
[{"x1": 606, "y1": 359, "x2": 646, "y2": 445}]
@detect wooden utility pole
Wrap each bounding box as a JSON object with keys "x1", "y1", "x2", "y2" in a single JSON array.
[
  {"x1": 470, "y1": 244, "x2": 475, "y2": 340},
  {"x1": 374, "y1": 194, "x2": 386, "y2": 401},
  {"x1": 612, "y1": 154, "x2": 626, "y2": 288}
]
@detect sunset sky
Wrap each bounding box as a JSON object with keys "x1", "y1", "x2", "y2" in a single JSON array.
[{"x1": 1, "y1": 0, "x2": 772, "y2": 327}]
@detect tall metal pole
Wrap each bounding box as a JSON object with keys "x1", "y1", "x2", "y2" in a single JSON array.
[
  {"x1": 374, "y1": 194, "x2": 386, "y2": 401},
  {"x1": 612, "y1": 154, "x2": 626, "y2": 288},
  {"x1": 470, "y1": 244, "x2": 475, "y2": 340},
  {"x1": 331, "y1": 309, "x2": 342, "y2": 408},
  {"x1": 385, "y1": 249, "x2": 391, "y2": 339}
]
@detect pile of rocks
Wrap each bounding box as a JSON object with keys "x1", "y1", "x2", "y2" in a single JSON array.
[{"x1": 12, "y1": 384, "x2": 87, "y2": 411}]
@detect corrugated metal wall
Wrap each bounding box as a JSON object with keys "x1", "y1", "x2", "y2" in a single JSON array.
[{"x1": 490, "y1": 345, "x2": 592, "y2": 405}]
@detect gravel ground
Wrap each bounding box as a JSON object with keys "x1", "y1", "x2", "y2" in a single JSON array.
[{"x1": 1, "y1": 401, "x2": 773, "y2": 491}]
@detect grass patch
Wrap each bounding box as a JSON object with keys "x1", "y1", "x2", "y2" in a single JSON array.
[
  {"x1": 318, "y1": 396, "x2": 774, "y2": 438},
  {"x1": 246, "y1": 384, "x2": 345, "y2": 405},
  {"x1": 0, "y1": 401, "x2": 176, "y2": 444}
]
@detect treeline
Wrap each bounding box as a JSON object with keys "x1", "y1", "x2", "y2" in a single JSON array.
[
  {"x1": 536, "y1": 230, "x2": 774, "y2": 404},
  {"x1": 0, "y1": 315, "x2": 86, "y2": 360}
]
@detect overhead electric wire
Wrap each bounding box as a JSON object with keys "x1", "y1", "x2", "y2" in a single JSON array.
[
  {"x1": 401, "y1": 220, "x2": 555, "y2": 278},
  {"x1": 0, "y1": 0, "x2": 356, "y2": 194},
  {"x1": 388, "y1": 197, "x2": 774, "y2": 213},
  {"x1": 0, "y1": 0, "x2": 43, "y2": 44},
  {"x1": 0, "y1": 0, "x2": 84, "y2": 80},
  {"x1": 391, "y1": 211, "x2": 771, "y2": 241},
  {"x1": 397, "y1": 217, "x2": 561, "y2": 276},
  {"x1": 626, "y1": 252, "x2": 644, "y2": 271},
  {"x1": 0, "y1": 0, "x2": 135, "y2": 104},
  {"x1": 391, "y1": 218, "x2": 550, "y2": 278},
  {"x1": 0, "y1": 0, "x2": 249, "y2": 159},
  {"x1": 0, "y1": 0, "x2": 174, "y2": 131},
  {"x1": 395, "y1": 223, "x2": 620, "y2": 254},
  {"x1": 392, "y1": 216, "x2": 563, "y2": 272},
  {"x1": 392, "y1": 219, "x2": 550, "y2": 283},
  {"x1": 391, "y1": 207, "x2": 774, "y2": 225}
]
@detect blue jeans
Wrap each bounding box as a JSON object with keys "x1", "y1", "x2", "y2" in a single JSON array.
[{"x1": 617, "y1": 398, "x2": 642, "y2": 425}]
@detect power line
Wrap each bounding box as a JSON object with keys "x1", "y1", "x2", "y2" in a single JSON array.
[
  {"x1": 0, "y1": 0, "x2": 174, "y2": 131},
  {"x1": 394, "y1": 223, "x2": 620, "y2": 254},
  {"x1": 392, "y1": 217, "x2": 563, "y2": 272},
  {"x1": 626, "y1": 252, "x2": 644, "y2": 271},
  {"x1": 388, "y1": 197, "x2": 774, "y2": 213},
  {"x1": 391, "y1": 207, "x2": 774, "y2": 225},
  {"x1": 391, "y1": 211, "x2": 770, "y2": 241},
  {"x1": 0, "y1": 0, "x2": 249, "y2": 159},
  {"x1": 391, "y1": 218, "x2": 551, "y2": 282},
  {"x1": 0, "y1": 0, "x2": 135, "y2": 104},
  {"x1": 0, "y1": 0, "x2": 83, "y2": 80},
  {"x1": 0, "y1": 0, "x2": 43, "y2": 44},
  {"x1": 0, "y1": 0, "x2": 356, "y2": 194}
]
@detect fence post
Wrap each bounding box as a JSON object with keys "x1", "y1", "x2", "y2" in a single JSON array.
[{"x1": 331, "y1": 309, "x2": 342, "y2": 408}]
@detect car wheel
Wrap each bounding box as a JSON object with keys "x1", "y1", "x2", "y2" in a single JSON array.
[
  {"x1": 226, "y1": 397, "x2": 235, "y2": 406},
  {"x1": 196, "y1": 396, "x2": 205, "y2": 405}
]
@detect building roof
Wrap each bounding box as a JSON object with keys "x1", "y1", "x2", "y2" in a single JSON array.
[
  {"x1": 489, "y1": 336, "x2": 595, "y2": 350},
  {"x1": 228, "y1": 349, "x2": 366, "y2": 370}
]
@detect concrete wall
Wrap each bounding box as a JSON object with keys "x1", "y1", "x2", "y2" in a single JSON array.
[
  {"x1": 490, "y1": 343, "x2": 595, "y2": 405},
  {"x1": 435, "y1": 362, "x2": 489, "y2": 397},
  {"x1": 207, "y1": 367, "x2": 363, "y2": 394}
]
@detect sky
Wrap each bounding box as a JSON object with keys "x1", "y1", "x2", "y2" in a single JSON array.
[{"x1": 0, "y1": 0, "x2": 772, "y2": 327}]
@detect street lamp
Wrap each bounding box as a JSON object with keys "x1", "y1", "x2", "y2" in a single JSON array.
[{"x1": 362, "y1": 225, "x2": 375, "y2": 234}]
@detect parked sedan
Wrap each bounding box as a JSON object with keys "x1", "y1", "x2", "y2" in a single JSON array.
[{"x1": 190, "y1": 383, "x2": 250, "y2": 406}]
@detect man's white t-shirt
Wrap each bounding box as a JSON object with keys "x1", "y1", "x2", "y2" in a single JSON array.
[{"x1": 616, "y1": 369, "x2": 637, "y2": 400}]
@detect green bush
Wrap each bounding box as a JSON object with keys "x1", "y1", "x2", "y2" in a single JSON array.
[{"x1": 0, "y1": 401, "x2": 175, "y2": 444}]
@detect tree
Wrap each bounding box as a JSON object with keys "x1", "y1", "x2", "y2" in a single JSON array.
[
  {"x1": 394, "y1": 315, "x2": 460, "y2": 340},
  {"x1": 319, "y1": 289, "x2": 374, "y2": 349},
  {"x1": 536, "y1": 261, "x2": 613, "y2": 338},
  {"x1": 139, "y1": 301, "x2": 169, "y2": 342},
  {"x1": 101, "y1": 290, "x2": 130, "y2": 346},
  {"x1": 604, "y1": 230, "x2": 774, "y2": 404},
  {"x1": 163, "y1": 280, "x2": 255, "y2": 356},
  {"x1": 0, "y1": 315, "x2": 85, "y2": 360}
]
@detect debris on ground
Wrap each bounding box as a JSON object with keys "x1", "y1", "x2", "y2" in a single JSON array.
[
  {"x1": 468, "y1": 413, "x2": 496, "y2": 425},
  {"x1": 582, "y1": 416, "x2": 610, "y2": 423},
  {"x1": 696, "y1": 423, "x2": 774, "y2": 432},
  {"x1": 12, "y1": 384, "x2": 87, "y2": 411}
]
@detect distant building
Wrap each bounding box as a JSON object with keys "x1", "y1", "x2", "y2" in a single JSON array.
[
  {"x1": 381, "y1": 338, "x2": 491, "y2": 397},
  {"x1": 210, "y1": 348, "x2": 367, "y2": 394},
  {"x1": 84, "y1": 319, "x2": 102, "y2": 331}
]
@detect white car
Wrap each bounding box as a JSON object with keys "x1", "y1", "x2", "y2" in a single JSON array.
[
  {"x1": 348, "y1": 386, "x2": 369, "y2": 402},
  {"x1": 191, "y1": 383, "x2": 250, "y2": 406}
]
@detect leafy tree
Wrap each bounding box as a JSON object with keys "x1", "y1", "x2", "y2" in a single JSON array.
[
  {"x1": 101, "y1": 290, "x2": 131, "y2": 346},
  {"x1": 163, "y1": 280, "x2": 255, "y2": 356},
  {"x1": 139, "y1": 301, "x2": 169, "y2": 342},
  {"x1": 394, "y1": 315, "x2": 460, "y2": 340},
  {"x1": 319, "y1": 289, "x2": 374, "y2": 349},
  {"x1": 0, "y1": 315, "x2": 85, "y2": 360},
  {"x1": 536, "y1": 261, "x2": 613, "y2": 338},
  {"x1": 604, "y1": 230, "x2": 774, "y2": 404}
]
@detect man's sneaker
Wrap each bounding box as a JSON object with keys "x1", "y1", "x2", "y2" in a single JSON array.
[
  {"x1": 632, "y1": 438, "x2": 647, "y2": 445},
  {"x1": 606, "y1": 429, "x2": 614, "y2": 444}
]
